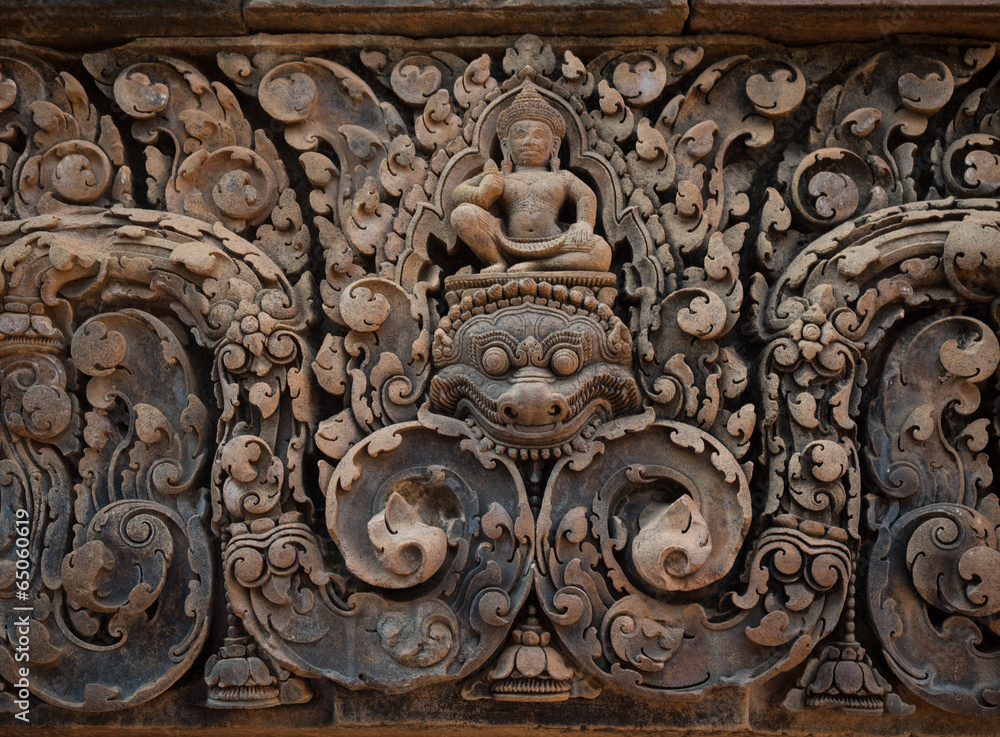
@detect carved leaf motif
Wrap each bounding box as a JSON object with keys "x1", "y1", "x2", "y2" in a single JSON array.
[
  {"x1": 872, "y1": 505, "x2": 1000, "y2": 714},
  {"x1": 631, "y1": 495, "x2": 712, "y2": 590},
  {"x1": 347, "y1": 176, "x2": 394, "y2": 255},
  {"x1": 612, "y1": 54, "x2": 670, "y2": 108},
  {"x1": 367, "y1": 491, "x2": 450, "y2": 587},
  {"x1": 593, "y1": 80, "x2": 635, "y2": 144},
  {"x1": 377, "y1": 602, "x2": 457, "y2": 668},
  {"x1": 392, "y1": 58, "x2": 444, "y2": 107},
  {"x1": 253, "y1": 187, "x2": 310, "y2": 274},
  {"x1": 942, "y1": 216, "x2": 1000, "y2": 299},
  {"x1": 868, "y1": 316, "x2": 998, "y2": 511},
  {"x1": 223, "y1": 416, "x2": 534, "y2": 690},
  {"x1": 380, "y1": 134, "x2": 428, "y2": 197},
  {"x1": 605, "y1": 597, "x2": 684, "y2": 673},
  {"x1": 558, "y1": 50, "x2": 595, "y2": 98},
  {"x1": 0, "y1": 76, "x2": 16, "y2": 113},
  {"x1": 11, "y1": 35, "x2": 1000, "y2": 722},
  {"x1": 503, "y1": 35, "x2": 556, "y2": 78},
  {"x1": 454, "y1": 54, "x2": 498, "y2": 113},
  {"x1": 216, "y1": 49, "x2": 295, "y2": 96},
  {"x1": 627, "y1": 118, "x2": 675, "y2": 201},
  {"x1": 416, "y1": 89, "x2": 462, "y2": 153},
  {"x1": 220, "y1": 435, "x2": 284, "y2": 517},
  {"x1": 907, "y1": 513, "x2": 1000, "y2": 618},
  {"x1": 934, "y1": 66, "x2": 1000, "y2": 197}
]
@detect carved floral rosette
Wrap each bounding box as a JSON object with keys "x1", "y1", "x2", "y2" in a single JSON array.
[{"x1": 3, "y1": 31, "x2": 1000, "y2": 726}]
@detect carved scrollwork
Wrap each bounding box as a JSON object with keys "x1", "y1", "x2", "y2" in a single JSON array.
[
  {"x1": 759, "y1": 200, "x2": 1000, "y2": 715},
  {"x1": 655, "y1": 55, "x2": 806, "y2": 256},
  {"x1": 535, "y1": 415, "x2": 845, "y2": 693},
  {"x1": 756, "y1": 47, "x2": 992, "y2": 276},
  {"x1": 1, "y1": 278, "x2": 215, "y2": 710},
  {"x1": 0, "y1": 55, "x2": 132, "y2": 219},
  {"x1": 0, "y1": 207, "x2": 306, "y2": 710},
  {"x1": 254, "y1": 56, "x2": 394, "y2": 285},
  {"x1": 933, "y1": 66, "x2": 1000, "y2": 199},
  {"x1": 226, "y1": 414, "x2": 534, "y2": 690},
  {"x1": 866, "y1": 314, "x2": 1000, "y2": 714},
  {"x1": 870, "y1": 503, "x2": 1000, "y2": 713},
  {"x1": 759, "y1": 205, "x2": 1000, "y2": 534},
  {"x1": 868, "y1": 316, "x2": 998, "y2": 510},
  {"x1": 8, "y1": 31, "x2": 1000, "y2": 727},
  {"x1": 86, "y1": 54, "x2": 309, "y2": 274}
]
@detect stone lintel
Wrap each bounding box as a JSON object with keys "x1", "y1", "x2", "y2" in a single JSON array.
[
  {"x1": 0, "y1": 0, "x2": 247, "y2": 48},
  {"x1": 688, "y1": 0, "x2": 1000, "y2": 43},
  {"x1": 241, "y1": 0, "x2": 689, "y2": 37}
]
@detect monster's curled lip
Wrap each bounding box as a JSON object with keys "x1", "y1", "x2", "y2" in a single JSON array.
[
  {"x1": 430, "y1": 364, "x2": 640, "y2": 451},
  {"x1": 456, "y1": 396, "x2": 613, "y2": 449}
]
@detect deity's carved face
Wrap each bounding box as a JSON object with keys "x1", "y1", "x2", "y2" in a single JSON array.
[
  {"x1": 504, "y1": 120, "x2": 558, "y2": 170},
  {"x1": 431, "y1": 297, "x2": 639, "y2": 456}
]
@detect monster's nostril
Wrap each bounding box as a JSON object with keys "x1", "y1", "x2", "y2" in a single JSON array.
[
  {"x1": 549, "y1": 398, "x2": 568, "y2": 421},
  {"x1": 501, "y1": 403, "x2": 518, "y2": 421}
]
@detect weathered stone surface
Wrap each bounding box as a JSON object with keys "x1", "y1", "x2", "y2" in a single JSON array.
[
  {"x1": 0, "y1": 0, "x2": 247, "y2": 49},
  {"x1": 2, "y1": 24, "x2": 1000, "y2": 737},
  {"x1": 243, "y1": 0, "x2": 688, "y2": 37},
  {"x1": 689, "y1": 0, "x2": 1000, "y2": 43}
]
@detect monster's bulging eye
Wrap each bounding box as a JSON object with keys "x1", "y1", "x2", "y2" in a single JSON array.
[
  {"x1": 550, "y1": 348, "x2": 580, "y2": 376},
  {"x1": 482, "y1": 346, "x2": 511, "y2": 376}
]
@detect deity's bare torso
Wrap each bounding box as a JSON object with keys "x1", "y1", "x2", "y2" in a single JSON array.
[{"x1": 498, "y1": 170, "x2": 577, "y2": 239}]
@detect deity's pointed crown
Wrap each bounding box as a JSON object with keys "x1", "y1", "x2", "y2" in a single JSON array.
[{"x1": 497, "y1": 85, "x2": 567, "y2": 141}]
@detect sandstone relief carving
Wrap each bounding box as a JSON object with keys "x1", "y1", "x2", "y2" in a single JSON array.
[
  {"x1": 2, "y1": 31, "x2": 1000, "y2": 733},
  {"x1": 450, "y1": 85, "x2": 611, "y2": 273}
]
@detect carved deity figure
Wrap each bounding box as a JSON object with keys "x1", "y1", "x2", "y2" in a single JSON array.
[{"x1": 451, "y1": 86, "x2": 612, "y2": 273}]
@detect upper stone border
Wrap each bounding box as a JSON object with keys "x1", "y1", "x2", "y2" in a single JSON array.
[{"x1": 3, "y1": 0, "x2": 1000, "y2": 51}]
